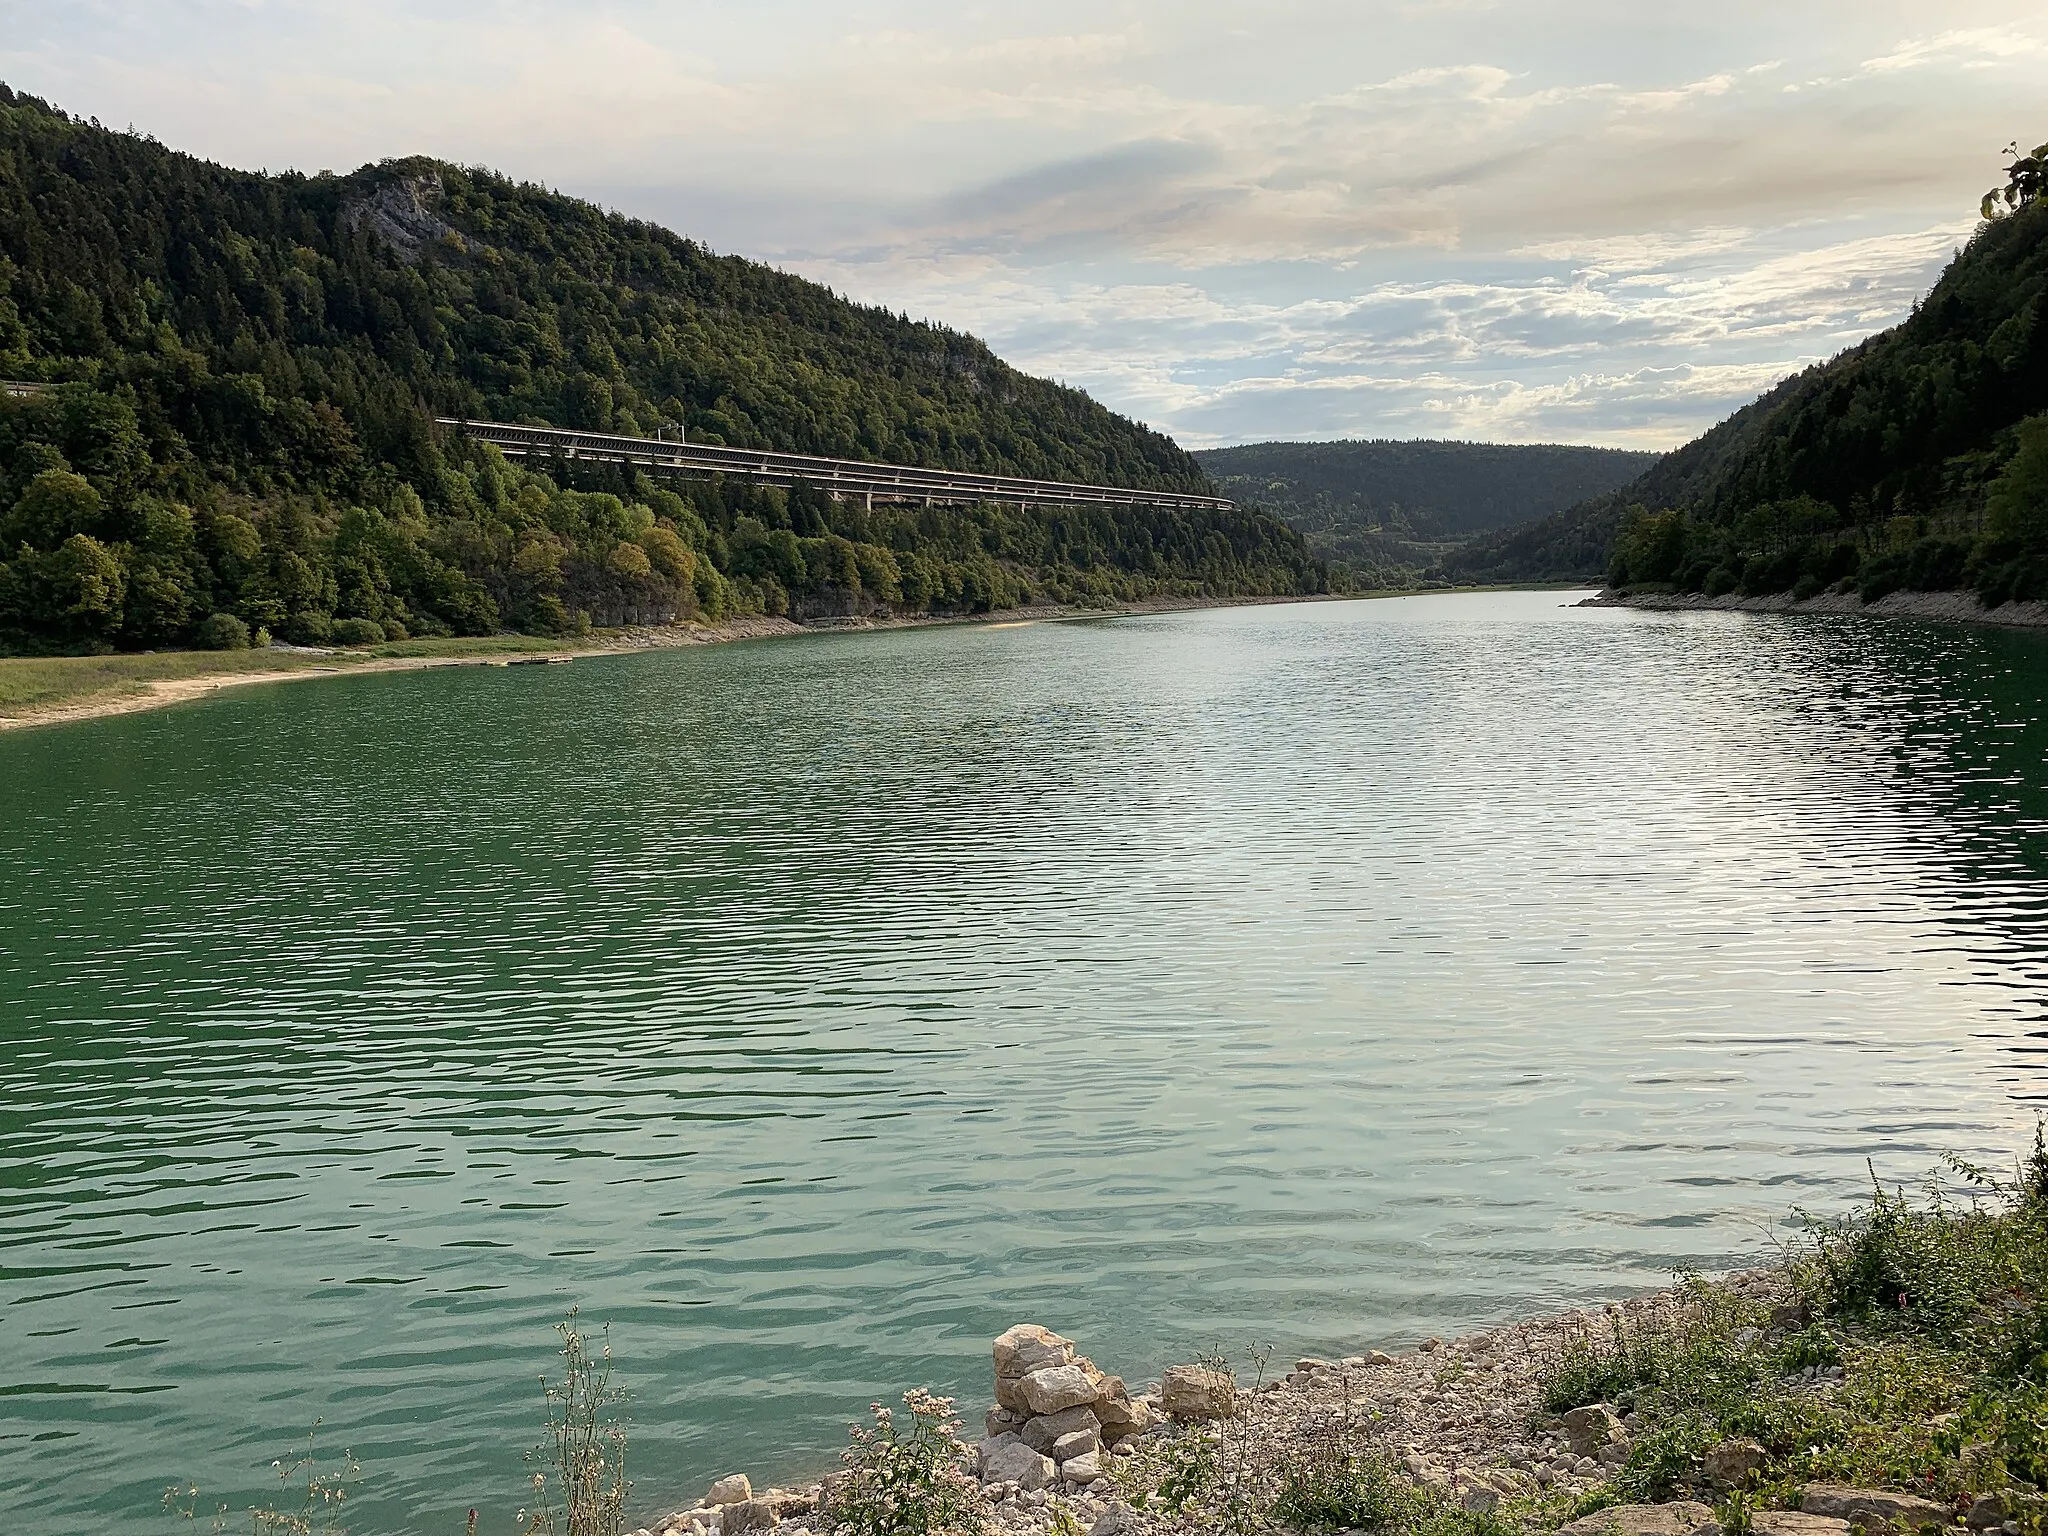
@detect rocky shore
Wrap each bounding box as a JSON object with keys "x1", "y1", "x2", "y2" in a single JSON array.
[
  {"x1": 1577, "y1": 587, "x2": 2048, "y2": 631},
  {"x1": 629, "y1": 1263, "x2": 1988, "y2": 1536}
]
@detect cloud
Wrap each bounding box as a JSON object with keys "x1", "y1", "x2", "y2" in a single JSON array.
[
  {"x1": 5, "y1": 0, "x2": 2044, "y2": 446},
  {"x1": 1861, "y1": 25, "x2": 2048, "y2": 74}
]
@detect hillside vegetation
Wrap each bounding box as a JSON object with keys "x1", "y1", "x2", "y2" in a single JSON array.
[
  {"x1": 0, "y1": 85, "x2": 1321, "y2": 653},
  {"x1": 1198, "y1": 440, "x2": 1655, "y2": 585},
  {"x1": 1448, "y1": 144, "x2": 2048, "y2": 604}
]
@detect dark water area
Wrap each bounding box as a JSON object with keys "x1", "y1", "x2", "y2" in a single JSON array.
[{"x1": 4, "y1": 591, "x2": 2048, "y2": 1534}]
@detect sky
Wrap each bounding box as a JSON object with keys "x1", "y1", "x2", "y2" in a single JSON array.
[{"x1": 4, "y1": 2, "x2": 2044, "y2": 451}]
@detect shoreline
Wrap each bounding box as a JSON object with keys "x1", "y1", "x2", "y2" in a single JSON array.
[
  {"x1": 1579, "y1": 586, "x2": 2048, "y2": 631},
  {"x1": 630, "y1": 1259, "x2": 1938, "y2": 1536},
  {"x1": 634, "y1": 1283, "x2": 1721, "y2": 1536},
  {"x1": 0, "y1": 586, "x2": 1545, "y2": 736},
  {"x1": 0, "y1": 618, "x2": 778, "y2": 734}
]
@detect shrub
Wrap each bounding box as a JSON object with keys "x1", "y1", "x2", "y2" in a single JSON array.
[
  {"x1": 522, "y1": 1312, "x2": 629, "y2": 1536},
  {"x1": 1537, "y1": 1285, "x2": 1760, "y2": 1415},
  {"x1": 330, "y1": 617, "x2": 385, "y2": 647},
  {"x1": 195, "y1": 611, "x2": 251, "y2": 650},
  {"x1": 825, "y1": 1389, "x2": 990, "y2": 1536},
  {"x1": 1272, "y1": 1444, "x2": 1424, "y2": 1532},
  {"x1": 163, "y1": 1423, "x2": 358, "y2": 1536}
]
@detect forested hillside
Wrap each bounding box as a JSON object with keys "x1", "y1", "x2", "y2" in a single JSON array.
[
  {"x1": 1448, "y1": 143, "x2": 2048, "y2": 604},
  {"x1": 0, "y1": 85, "x2": 1320, "y2": 652},
  {"x1": 1198, "y1": 439, "x2": 1654, "y2": 584}
]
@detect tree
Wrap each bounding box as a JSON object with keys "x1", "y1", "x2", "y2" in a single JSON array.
[
  {"x1": 43, "y1": 533, "x2": 126, "y2": 640},
  {"x1": 3, "y1": 468, "x2": 104, "y2": 549},
  {"x1": 1984, "y1": 140, "x2": 2048, "y2": 221},
  {"x1": 1987, "y1": 413, "x2": 2048, "y2": 543}
]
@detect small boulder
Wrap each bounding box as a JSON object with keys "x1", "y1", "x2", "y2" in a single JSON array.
[
  {"x1": 1753, "y1": 1515, "x2": 1851, "y2": 1536},
  {"x1": 977, "y1": 1431, "x2": 1024, "y2": 1474},
  {"x1": 1063, "y1": 1449, "x2": 1105, "y2": 1483},
  {"x1": 1799, "y1": 1486, "x2": 1952, "y2": 1532},
  {"x1": 981, "y1": 1439, "x2": 1056, "y2": 1492},
  {"x1": 1021, "y1": 1364, "x2": 1101, "y2": 1416},
  {"x1": 1703, "y1": 1438, "x2": 1767, "y2": 1485},
  {"x1": 1160, "y1": 1364, "x2": 1236, "y2": 1421},
  {"x1": 719, "y1": 1499, "x2": 778, "y2": 1535},
  {"x1": 1367, "y1": 1350, "x2": 1399, "y2": 1367},
  {"x1": 705, "y1": 1475, "x2": 753, "y2": 1507},
  {"x1": 766, "y1": 1490, "x2": 814, "y2": 1518},
  {"x1": 1051, "y1": 1428, "x2": 1102, "y2": 1462},
  {"x1": 995, "y1": 1324, "x2": 1077, "y2": 1381},
  {"x1": 1554, "y1": 1501, "x2": 1720, "y2": 1536},
  {"x1": 1089, "y1": 1509, "x2": 1133, "y2": 1536},
  {"x1": 1966, "y1": 1496, "x2": 2008, "y2": 1532},
  {"x1": 1458, "y1": 1478, "x2": 1503, "y2": 1514},
  {"x1": 1021, "y1": 1404, "x2": 1102, "y2": 1455},
  {"x1": 1095, "y1": 1378, "x2": 1149, "y2": 1443},
  {"x1": 1563, "y1": 1404, "x2": 1628, "y2": 1458}
]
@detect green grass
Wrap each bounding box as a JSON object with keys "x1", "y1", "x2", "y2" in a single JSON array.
[
  {"x1": 1537, "y1": 1135, "x2": 2048, "y2": 1528},
  {"x1": 0, "y1": 633, "x2": 623, "y2": 719},
  {"x1": 0, "y1": 648, "x2": 343, "y2": 716}
]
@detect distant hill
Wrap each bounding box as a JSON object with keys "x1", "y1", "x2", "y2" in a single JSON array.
[
  {"x1": 1446, "y1": 166, "x2": 2048, "y2": 604},
  {"x1": 1196, "y1": 440, "x2": 1657, "y2": 584},
  {"x1": 0, "y1": 84, "x2": 1321, "y2": 653}
]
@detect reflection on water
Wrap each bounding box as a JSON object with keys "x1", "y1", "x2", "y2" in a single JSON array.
[{"x1": 3, "y1": 592, "x2": 2047, "y2": 1534}]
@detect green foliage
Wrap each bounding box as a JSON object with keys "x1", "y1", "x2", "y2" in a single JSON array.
[
  {"x1": 0, "y1": 84, "x2": 1323, "y2": 652},
  {"x1": 1539, "y1": 1282, "x2": 1761, "y2": 1416},
  {"x1": 1985, "y1": 142, "x2": 2048, "y2": 221},
  {"x1": 1271, "y1": 1444, "x2": 1423, "y2": 1531},
  {"x1": 825, "y1": 1390, "x2": 991, "y2": 1536},
  {"x1": 1987, "y1": 414, "x2": 2048, "y2": 543},
  {"x1": 1608, "y1": 506, "x2": 1688, "y2": 587},
  {"x1": 1267, "y1": 1442, "x2": 1522, "y2": 1536},
  {"x1": 194, "y1": 611, "x2": 250, "y2": 650},
  {"x1": 1147, "y1": 1428, "x2": 1221, "y2": 1515},
  {"x1": 329, "y1": 617, "x2": 385, "y2": 647},
  {"x1": 1530, "y1": 1132, "x2": 2048, "y2": 1521}
]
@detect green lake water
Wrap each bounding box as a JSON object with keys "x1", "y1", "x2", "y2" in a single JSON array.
[{"x1": 5, "y1": 591, "x2": 2048, "y2": 1533}]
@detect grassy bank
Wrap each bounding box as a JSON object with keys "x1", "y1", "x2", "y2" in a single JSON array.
[
  {"x1": 0, "y1": 632, "x2": 656, "y2": 725},
  {"x1": 1097, "y1": 1135, "x2": 2048, "y2": 1536}
]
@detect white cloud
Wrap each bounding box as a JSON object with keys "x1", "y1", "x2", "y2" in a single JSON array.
[{"x1": 4, "y1": 0, "x2": 2044, "y2": 446}]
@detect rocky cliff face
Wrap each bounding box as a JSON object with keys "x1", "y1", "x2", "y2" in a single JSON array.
[{"x1": 340, "y1": 172, "x2": 459, "y2": 262}]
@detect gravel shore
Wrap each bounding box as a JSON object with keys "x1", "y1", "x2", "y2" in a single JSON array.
[{"x1": 638, "y1": 1268, "x2": 1805, "y2": 1536}]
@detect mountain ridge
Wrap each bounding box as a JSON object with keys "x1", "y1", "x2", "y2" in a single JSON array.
[
  {"x1": 1198, "y1": 438, "x2": 1657, "y2": 585},
  {"x1": 0, "y1": 85, "x2": 1324, "y2": 652}
]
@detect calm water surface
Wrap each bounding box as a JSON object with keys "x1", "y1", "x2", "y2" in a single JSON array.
[{"x1": 6, "y1": 592, "x2": 2048, "y2": 1533}]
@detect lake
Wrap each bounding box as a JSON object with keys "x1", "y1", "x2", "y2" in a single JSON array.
[{"x1": 4, "y1": 591, "x2": 2047, "y2": 1534}]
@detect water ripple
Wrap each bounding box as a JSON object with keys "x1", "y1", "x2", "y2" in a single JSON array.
[{"x1": 4, "y1": 593, "x2": 2048, "y2": 1533}]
